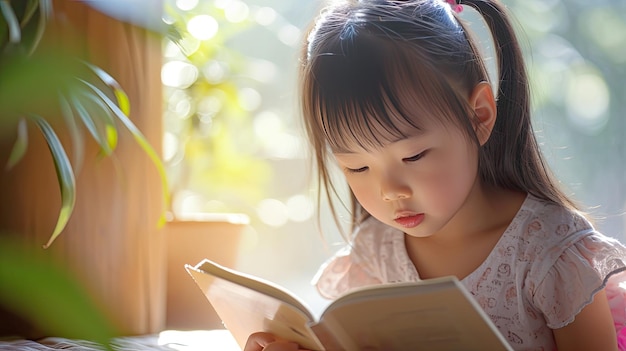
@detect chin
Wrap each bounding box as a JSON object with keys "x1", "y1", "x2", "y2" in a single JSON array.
[{"x1": 401, "y1": 228, "x2": 434, "y2": 238}]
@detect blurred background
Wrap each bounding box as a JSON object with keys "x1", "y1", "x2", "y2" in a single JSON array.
[{"x1": 162, "y1": 0, "x2": 626, "y2": 315}]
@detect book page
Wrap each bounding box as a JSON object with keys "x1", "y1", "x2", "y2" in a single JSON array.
[
  {"x1": 186, "y1": 261, "x2": 324, "y2": 350},
  {"x1": 320, "y1": 278, "x2": 513, "y2": 351}
]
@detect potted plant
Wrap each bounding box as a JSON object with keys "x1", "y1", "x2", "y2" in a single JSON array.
[
  {"x1": 1, "y1": 0, "x2": 168, "y2": 248},
  {"x1": 0, "y1": 0, "x2": 169, "y2": 338}
]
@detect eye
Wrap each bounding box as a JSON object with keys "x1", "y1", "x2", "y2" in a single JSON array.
[
  {"x1": 403, "y1": 150, "x2": 427, "y2": 162},
  {"x1": 345, "y1": 166, "x2": 368, "y2": 174}
]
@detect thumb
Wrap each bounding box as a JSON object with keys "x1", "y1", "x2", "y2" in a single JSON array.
[{"x1": 263, "y1": 341, "x2": 301, "y2": 351}]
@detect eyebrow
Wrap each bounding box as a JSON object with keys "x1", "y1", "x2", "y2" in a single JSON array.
[{"x1": 331, "y1": 132, "x2": 425, "y2": 155}]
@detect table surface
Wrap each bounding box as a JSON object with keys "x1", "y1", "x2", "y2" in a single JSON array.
[{"x1": 0, "y1": 329, "x2": 241, "y2": 351}]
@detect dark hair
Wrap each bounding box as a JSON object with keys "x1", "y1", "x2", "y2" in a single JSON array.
[{"x1": 300, "y1": 0, "x2": 578, "y2": 235}]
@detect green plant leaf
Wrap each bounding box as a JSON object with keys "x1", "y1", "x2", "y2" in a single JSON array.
[
  {"x1": 80, "y1": 79, "x2": 170, "y2": 226},
  {"x1": 20, "y1": 0, "x2": 38, "y2": 25},
  {"x1": 0, "y1": 0, "x2": 21, "y2": 43},
  {"x1": 58, "y1": 94, "x2": 85, "y2": 172},
  {"x1": 5, "y1": 117, "x2": 28, "y2": 170},
  {"x1": 26, "y1": 0, "x2": 52, "y2": 55},
  {"x1": 86, "y1": 62, "x2": 131, "y2": 116},
  {"x1": 30, "y1": 114, "x2": 77, "y2": 249},
  {"x1": 0, "y1": 236, "x2": 117, "y2": 347},
  {"x1": 81, "y1": 91, "x2": 119, "y2": 154},
  {"x1": 39, "y1": 0, "x2": 52, "y2": 18},
  {"x1": 70, "y1": 94, "x2": 114, "y2": 156}
]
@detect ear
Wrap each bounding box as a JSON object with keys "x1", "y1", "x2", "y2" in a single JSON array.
[{"x1": 469, "y1": 82, "x2": 497, "y2": 146}]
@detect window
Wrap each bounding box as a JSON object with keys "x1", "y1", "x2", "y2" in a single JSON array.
[{"x1": 163, "y1": 0, "x2": 626, "y2": 313}]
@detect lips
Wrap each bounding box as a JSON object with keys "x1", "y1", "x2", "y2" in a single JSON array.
[{"x1": 394, "y1": 213, "x2": 424, "y2": 228}]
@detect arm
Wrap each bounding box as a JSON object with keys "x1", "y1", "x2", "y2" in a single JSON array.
[{"x1": 553, "y1": 289, "x2": 618, "y2": 351}]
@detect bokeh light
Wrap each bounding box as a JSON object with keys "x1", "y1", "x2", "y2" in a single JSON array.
[
  {"x1": 277, "y1": 24, "x2": 301, "y2": 47},
  {"x1": 175, "y1": 0, "x2": 198, "y2": 11},
  {"x1": 238, "y1": 88, "x2": 262, "y2": 111},
  {"x1": 566, "y1": 71, "x2": 610, "y2": 134},
  {"x1": 202, "y1": 60, "x2": 228, "y2": 84},
  {"x1": 286, "y1": 195, "x2": 315, "y2": 222},
  {"x1": 163, "y1": 132, "x2": 179, "y2": 162},
  {"x1": 187, "y1": 15, "x2": 219, "y2": 40},
  {"x1": 255, "y1": 7, "x2": 277, "y2": 26},
  {"x1": 257, "y1": 199, "x2": 289, "y2": 227},
  {"x1": 162, "y1": 61, "x2": 199, "y2": 89},
  {"x1": 223, "y1": 1, "x2": 249, "y2": 23},
  {"x1": 245, "y1": 59, "x2": 277, "y2": 84}
]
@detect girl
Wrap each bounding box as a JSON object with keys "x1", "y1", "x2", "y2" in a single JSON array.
[{"x1": 246, "y1": 0, "x2": 626, "y2": 350}]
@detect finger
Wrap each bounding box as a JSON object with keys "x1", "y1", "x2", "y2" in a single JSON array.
[
  {"x1": 243, "y1": 332, "x2": 309, "y2": 351},
  {"x1": 244, "y1": 332, "x2": 278, "y2": 351},
  {"x1": 263, "y1": 341, "x2": 300, "y2": 351}
]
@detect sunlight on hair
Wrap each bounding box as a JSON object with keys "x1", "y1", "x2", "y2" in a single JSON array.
[
  {"x1": 257, "y1": 198, "x2": 289, "y2": 227},
  {"x1": 187, "y1": 14, "x2": 219, "y2": 40}
]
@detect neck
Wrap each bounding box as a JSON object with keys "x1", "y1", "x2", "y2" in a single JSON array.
[{"x1": 420, "y1": 182, "x2": 526, "y2": 247}]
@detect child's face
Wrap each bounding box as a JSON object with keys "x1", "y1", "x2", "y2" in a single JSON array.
[{"x1": 333, "y1": 116, "x2": 480, "y2": 238}]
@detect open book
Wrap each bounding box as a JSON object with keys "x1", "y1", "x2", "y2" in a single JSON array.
[{"x1": 185, "y1": 259, "x2": 513, "y2": 351}]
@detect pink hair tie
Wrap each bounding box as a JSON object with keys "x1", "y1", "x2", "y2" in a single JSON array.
[{"x1": 445, "y1": 0, "x2": 463, "y2": 13}]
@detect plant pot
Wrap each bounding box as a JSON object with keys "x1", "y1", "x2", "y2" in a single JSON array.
[{"x1": 164, "y1": 213, "x2": 250, "y2": 330}]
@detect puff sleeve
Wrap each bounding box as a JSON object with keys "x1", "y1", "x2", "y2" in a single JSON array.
[
  {"x1": 531, "y1": 232, "x2": 626, "y2": 332},
  {"x1": 312, "y1": 218, "x2": 397, "y2": 299}
]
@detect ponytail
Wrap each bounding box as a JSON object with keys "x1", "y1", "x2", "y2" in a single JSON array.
[{"x1": 459, "y1": 0, "x2": 580, "y2": 210}]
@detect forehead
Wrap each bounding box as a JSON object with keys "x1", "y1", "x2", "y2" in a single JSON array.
[
  {"x1": 331, "y1": 107, "x2": 452, "y2": 156},
  {"x1": 316, "y1": 67, "x2": 453, "y2": 154},
  {"x1": 305, "y1": 32, "x2": 467, "y2": 154}
]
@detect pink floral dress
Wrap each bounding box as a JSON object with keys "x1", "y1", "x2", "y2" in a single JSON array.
[{"x1": 314, "y1": 195, "x2": 626, "y2": 350}]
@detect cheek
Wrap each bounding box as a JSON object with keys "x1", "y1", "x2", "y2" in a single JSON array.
[
  {"x1": 419, "y1": 149, "x2": 478, "y2": 206},
  {"x1": 346, "y1": 174, "x2": 398, "y2": 216},
  {"x1": 346, "y1": 178, "x2": 374, "y2": 202}
]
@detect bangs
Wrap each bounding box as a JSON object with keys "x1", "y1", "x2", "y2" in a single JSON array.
[{"x1": 305, "y1": 36, "x2": 466, "y2": 153}]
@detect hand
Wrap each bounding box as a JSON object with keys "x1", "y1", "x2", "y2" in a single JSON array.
[{"x1": 244, "y1": 332, "x2": 310, "y2": 351}]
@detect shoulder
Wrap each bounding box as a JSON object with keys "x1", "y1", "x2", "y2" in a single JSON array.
[
  {"x1": 521, "y1": 195, "x2": 593, "y2": 239},
  {"x1": 511, "y1": 196, "x2": 596, "y2": 275},
  {"x1": 511, "y1": 195, "x2": 594, "y2": 260},
  {"x1": 313, "y1": 217, "x2": 404, "y2": 299}
]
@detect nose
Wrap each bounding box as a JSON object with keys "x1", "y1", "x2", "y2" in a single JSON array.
[{"x1": 380, "y1": 172, "x2": 412, "y2": 201}]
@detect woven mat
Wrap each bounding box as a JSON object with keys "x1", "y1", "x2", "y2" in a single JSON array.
[{"x1": 0, "y1": 330, "x2": 240, "y2": 350}]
